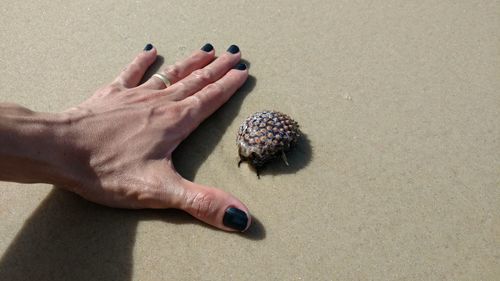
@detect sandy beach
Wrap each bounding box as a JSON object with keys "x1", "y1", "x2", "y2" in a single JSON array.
[{"x1": 0, "y1": 1, "x2": 498, "y2": 280}]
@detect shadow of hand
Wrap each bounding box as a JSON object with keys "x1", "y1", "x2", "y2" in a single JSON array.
[{"x1": 0, "y1": 186, "x2": 265, "y2": 281}]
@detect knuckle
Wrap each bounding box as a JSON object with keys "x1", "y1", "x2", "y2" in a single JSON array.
[
  {"x1": 104, "y1": 84, "x2": 122, "y2": 94},
  {"x1": 192, "y1": 69, "x2": 213, "y2": 83},
  {"x1": 164, "y1": 103, "x2": 185, "y2": 119},
  {"x1": 165, "y1": 105, "x2": 194, "y2": 134},
  {"x1": 186, "y1": 191, "x2": 216, "y2": 219},
  {"x1": 171, "y1": 81, "x2": 187, "y2": 96},
  {"x1": 205, "y1": 82, "x2": 225, "y2": 95},
  {"x1": 165, "y1": 64, "x2": 181, "y2": 80},
  {"x1": 176, "y1": 102, "x2": 198, "y2": 138},
  {"x1": 187, "y1": 94, "x2": 203, "y2": 109}
]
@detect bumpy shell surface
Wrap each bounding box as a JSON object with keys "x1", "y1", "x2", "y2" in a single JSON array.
[{"x1": 237, "y1": 110, "x2": 300, "y2": 168}]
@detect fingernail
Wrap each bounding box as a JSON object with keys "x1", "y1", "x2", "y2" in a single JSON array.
[
  {"x1": 201, "y1": 43, "x2": 214, "y2": 52},
  {"x1": 143, "y1": 43, "x2": 153, "y2": 51},
  {"x1": 233, "y1": 63, "x2": 247, "y2": 71},
  {"x1": 227, "y1": 44, "x2": 240, "y2": 54},
  {"x1": 223, "y1": 207, "x2": 249, "y2": 231}
]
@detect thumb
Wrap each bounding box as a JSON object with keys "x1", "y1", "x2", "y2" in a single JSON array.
[{"x1": 176, "y1": 178, "x2": 251, "y2": 232}]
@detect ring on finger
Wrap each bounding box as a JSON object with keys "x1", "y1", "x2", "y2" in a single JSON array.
[{"x1": 152, "y1": 73, "x2": 171, "y2": 88}]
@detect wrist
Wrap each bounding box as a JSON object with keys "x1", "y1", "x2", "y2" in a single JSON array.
[{"x1": 0, "y1": 104, "x2": 88, "y2": 189}]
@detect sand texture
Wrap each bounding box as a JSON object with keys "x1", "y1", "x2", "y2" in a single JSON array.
[{"x1": 0, "y1": 1, "x2": 499, "y2": 280}]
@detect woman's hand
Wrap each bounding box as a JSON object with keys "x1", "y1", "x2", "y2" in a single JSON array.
[{"x1": 60, "y1": 43, "x2": 250, "y2": 231}]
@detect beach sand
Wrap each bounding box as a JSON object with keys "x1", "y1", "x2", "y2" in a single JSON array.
[{"x1": 0, "y1": 1, "x2": 498, "y2": 280}]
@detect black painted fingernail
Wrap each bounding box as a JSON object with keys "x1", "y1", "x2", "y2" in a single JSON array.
[
  {"x1": 223, "y1": 207, "x2": 248, "y2": 231},
  {"x1": 227, "y1": 44, "x2": 240, "y2": 54},
  {"x1": 143, "y1": 43, "x2": 153, "y2": 51},
  {"x1": 233, "y1": 63, "x2": 247, "y2": 71},
  {"x1": 201, "y1": 43, "x2": 214, "y2": 52}
]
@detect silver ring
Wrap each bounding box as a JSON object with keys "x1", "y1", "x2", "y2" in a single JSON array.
[{"x1": 152, "y1": 73, "x2": 171, "y2": 88}]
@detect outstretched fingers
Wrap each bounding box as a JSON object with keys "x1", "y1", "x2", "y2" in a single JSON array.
[
  {"x1": 140, "y1": 43, "x2": 216, "y2": 90},
  {"x1": 164, "y1": 45, "x2": 242, "y2": 101},
  {"x1": 179, "y1": 63, "x2": 249, "y2": 131}
]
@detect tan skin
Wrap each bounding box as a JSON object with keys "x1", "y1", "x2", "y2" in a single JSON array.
[{"x1": 0, "y1": 44, "x2": 251, "y2": 232}]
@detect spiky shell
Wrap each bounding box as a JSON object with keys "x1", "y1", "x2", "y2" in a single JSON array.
[{"x1": 237, "y1": 110, "x2": 300, "y2": 168}]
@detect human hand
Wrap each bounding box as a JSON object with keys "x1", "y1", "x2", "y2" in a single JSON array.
[{"x1": 61, "y1": 43, "x2": 250, "y2": 232}]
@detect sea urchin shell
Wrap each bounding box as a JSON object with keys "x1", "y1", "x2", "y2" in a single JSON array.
[{"x1": 237, "y1": 110, "x2": 300, "y2": 177}]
